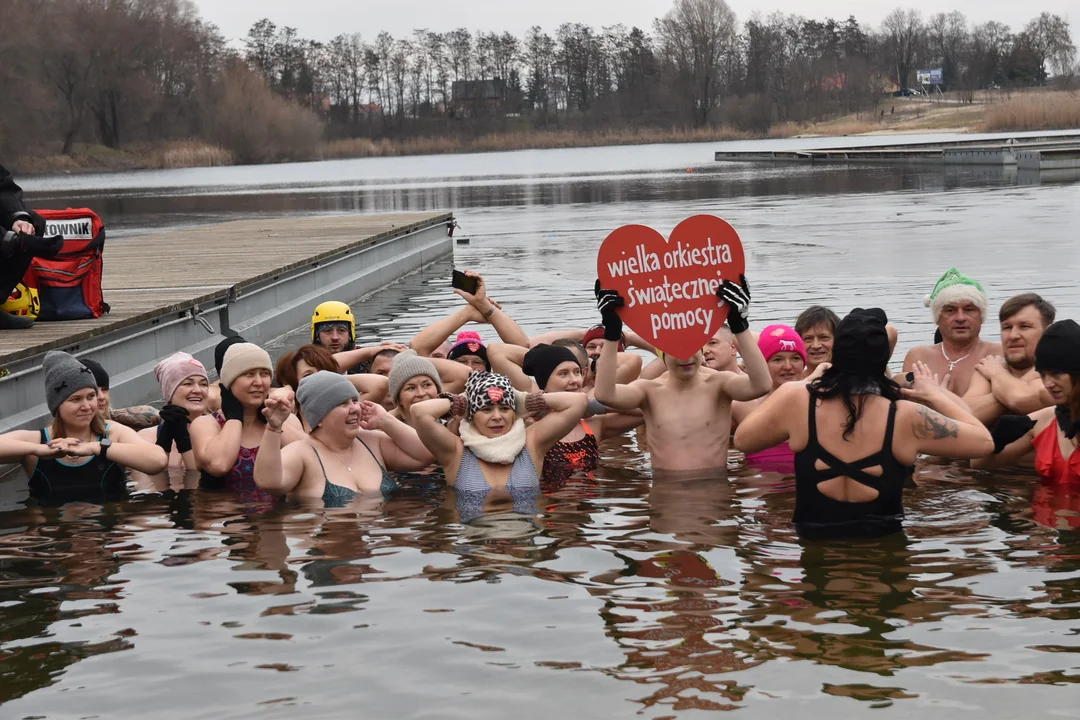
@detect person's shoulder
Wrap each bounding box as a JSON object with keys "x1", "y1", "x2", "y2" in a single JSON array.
[
  {"x1": 980, "y1": 340, "x2": 1003, "y2": 356},
  {"x1": 1031, "y1": 405, "x2": 1056, "y2": 429},
  {"x1": 905, "y1": 344, "x2": 935, "y2": 358},
  {"x1": 191, "y1": 412, "x2": 222, "y2": 429},
  {"x1": 773, "y1": 380, "x2": 809, "y2": 402}
]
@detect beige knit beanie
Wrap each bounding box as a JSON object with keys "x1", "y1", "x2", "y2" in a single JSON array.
[{"x1": 219, "y1": 343, "x2": 272, "y2": 389}]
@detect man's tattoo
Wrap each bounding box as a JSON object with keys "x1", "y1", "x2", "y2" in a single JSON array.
[{"x1": 913, "y1": 406, "x2": 959, "y2": 440}]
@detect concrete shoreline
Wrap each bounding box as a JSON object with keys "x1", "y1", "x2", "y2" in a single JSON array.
[{"x1": 0, "y1": 211, "x2": 454, "y2": 433}]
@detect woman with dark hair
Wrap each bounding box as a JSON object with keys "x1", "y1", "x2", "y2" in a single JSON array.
[
  {"x1": 735, "y1": 309, "x2": 992, "y2": 538},
  {"x1": 973, "y1": 320, "x2": 1080, "y2": 482},
  {"x1": 275, "y1": 344, "x2": 390, "y2": 418}
]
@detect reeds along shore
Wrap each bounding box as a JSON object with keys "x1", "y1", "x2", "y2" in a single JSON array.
[
  {"x1": 11, "y1": 91, "x2": 1080, "y2": 175},
  {"x1": 979, "y1": 92, "x2": 1080, "y2": 132}
]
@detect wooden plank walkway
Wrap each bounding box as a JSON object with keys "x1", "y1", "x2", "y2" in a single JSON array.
[{"x1": 0, "y1": 212, "x2": 451, "y2": 364}]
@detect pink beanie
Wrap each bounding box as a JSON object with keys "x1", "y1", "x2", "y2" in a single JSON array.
[
  {"x1": 452, "y1": 330, "x2": 484, "y2": 349},
  {"x1": 154, "y1": 352, "x2": 209, "y2": 403},
  {"x1": 758, "y1": 324, "x2": 807, "y2": 365}
]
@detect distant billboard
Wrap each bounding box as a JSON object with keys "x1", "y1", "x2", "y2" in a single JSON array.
[{"x1": 917, "y1": 69, "x2": 944, "y2": 85}]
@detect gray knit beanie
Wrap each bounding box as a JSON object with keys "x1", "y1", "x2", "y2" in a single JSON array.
[
  {"x1": 43, "y1": 350, "x2": 99, "y2": 415},
  {"x1": 296, "y1": 371, "x2": 359, "y2": 430},
  {"x1": 387, "y1": 350, "x2": 443, "y2": 404}
]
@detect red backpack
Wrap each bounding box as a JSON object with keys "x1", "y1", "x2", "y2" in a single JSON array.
[{"x1": 25, "y1": 208, "x2": 110, "y2": 320}]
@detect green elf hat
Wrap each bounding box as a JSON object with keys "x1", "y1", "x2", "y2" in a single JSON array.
[{"x1": 923, "y1": 267, "x2": 988, "y2": 322}]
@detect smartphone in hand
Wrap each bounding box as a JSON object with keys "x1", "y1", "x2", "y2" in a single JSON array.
[{"x1": 451, "y1": 269, "x2": 479, "y2": 295}]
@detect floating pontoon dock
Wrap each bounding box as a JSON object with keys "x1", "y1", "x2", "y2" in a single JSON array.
[
  {"x1": 0, "y1": 212, "x2": 454, "y2": 433},
  {"x1": 714, "y1": 132, "x2": 1080, "y2": 167}
]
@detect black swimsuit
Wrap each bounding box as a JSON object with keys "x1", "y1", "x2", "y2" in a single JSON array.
[
  {"x1": 29, "y1": 425, "x2": 128, "y2": 505},
  {"x1": 793, "y1": 389, "x2": 914, "y2": 539}
]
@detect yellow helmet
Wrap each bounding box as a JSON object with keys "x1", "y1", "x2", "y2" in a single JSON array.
[
  {"x1": 311, "y1": 301, "x2": 355, "y2": 344},
  {"x1": 2, "y1": 283, "x2": 40, "y2": 319}
]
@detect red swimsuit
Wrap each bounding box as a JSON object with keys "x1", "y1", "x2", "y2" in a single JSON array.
[
  {"x1": 1032, "y1": 419, "x2": 1080, "y2": 483},
  {"x1": 1030, "y1": 419, "x2": 1080, "y2": 530}
]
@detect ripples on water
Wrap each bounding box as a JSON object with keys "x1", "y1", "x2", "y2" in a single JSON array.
[{"x1": 3, "y1": 140, "x2": 1080, "y2": 717}]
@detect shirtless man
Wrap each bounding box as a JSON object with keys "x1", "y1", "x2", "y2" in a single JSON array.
[
  {"x1": 963, "y1": 293, "x2": 1056, "y2": 425},
  {"x1": 593, "y1": 276, "x2": 772, "y2": 473},
  {"x1": 902, "y1": 268, "x2": 1001, "y2": 397}
]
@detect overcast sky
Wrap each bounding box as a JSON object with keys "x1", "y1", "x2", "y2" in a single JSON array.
[{"x1": 194, "y1": 0, "x2": 1078, "y2": 48}]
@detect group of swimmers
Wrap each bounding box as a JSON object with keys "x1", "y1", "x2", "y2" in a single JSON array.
[{"x1": 1, "y1": 264, "x2": 1076, "y2": 539}]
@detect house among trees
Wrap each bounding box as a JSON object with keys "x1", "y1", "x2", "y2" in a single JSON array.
[{"x1": 451, "y1": 79, "x2": 518, "y2": 116}]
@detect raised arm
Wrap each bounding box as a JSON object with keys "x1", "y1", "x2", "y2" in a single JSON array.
[
  {"x1": 524, "y1": 391, "x2": 590, "y2": 456},
  {"x1": 410, "y1": 396, "x2": 465, "y2": 472},
  {"x1": 488, "y1": 343, "x2": 537, "y2": 392},
  {"x1": 615, "y1": 352, "x2": 643, "y2": 384},
  {"x1": 529, "y1": 328, "x2": 584, "y2": 347},
  {"x1": 253, "y1": 432, "x2": 306, "y2": 494},
  {"x1": 714, "y1": 276, "x2": 771, "y2": 401},
  {"x1": 410, "y1": 306, "x2": 476, "y2": 356},
  {"x1": 623, "y1": 331, "x2": 658, "y2": 355},
  {"x1": 460, "y1": 272, "x2": 529, "y2": 348},
  {"x1": 592, "y1": 284, "x2": 648, "y2": 410},
  {"x1": 720, "y1": 329, "x2": 771, "y2": 401},
  {"x1": 901, "y1": 362, "x2": 993, "y2": 459},
  {"x1": 348, "y1": 373, "x2": 390, "y2": 404},
  {"x1": 191, "y1": 411, "x2": 242, "y2": 477},
  {"x1": 360, "y1": 401, "x2": 434, "y2": 470},
  {"x1": 430, "y1": 357, "x2": 472, "y2": 393},
  {"x1": 333, "y1": 342, "x2": 408, "y2": 373}
]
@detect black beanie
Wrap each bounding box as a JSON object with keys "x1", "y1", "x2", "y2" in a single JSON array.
[
  {"x1": 831, "y1": 308, "x2": 890, "y2": 376},
  {"x1": 523, "y1": 344, "x2": 579, "y2": 391},
  {"x1": 1035, "y1": 320, "x2": 1080, "y2": 376},
  {"x1": 214, "y1": 335, "x2": 246, "y2": 376},
  {"x1": 80, "y1": 358, "x2": 110, "y2": 389}
]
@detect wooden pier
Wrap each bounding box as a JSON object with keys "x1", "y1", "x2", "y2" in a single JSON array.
[
  {"x1": 0, "y1": 211, "x2": 454, "y2": 432},
  {"x1": 713, "y1": 132, "x2": 1080, "y2": 166}
]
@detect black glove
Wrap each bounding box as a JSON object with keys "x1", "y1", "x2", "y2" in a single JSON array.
[
  {"x1": 159, "y1": 403, "x2": 192, "y2": 453},
  {"x1": 991, "y1": 414, "x2": 1035, "y2": 454},
  {"x1": 717, "y1": 273, "x2": 751, "y2": 334},
  {"x1": 219, "y1": 383, "x2": 244, "y2": 422},
  {"x1": 155, "y1": 420, "x2": 175, "y2": 455},
  {"x1": 593, "y1": 279, "x2": 624, "y2": 341}
]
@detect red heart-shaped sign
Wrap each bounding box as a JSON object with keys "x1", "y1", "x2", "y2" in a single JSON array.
[
  {"x1": 597, "y1": 215, "x2": 745, "y2": 359},
  {"x1": 487, "y1": 387, "x2": 505, "y2": 404}
]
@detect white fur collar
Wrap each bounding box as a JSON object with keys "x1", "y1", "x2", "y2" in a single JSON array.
[{"x1": 460, "y1": 418, "x2": 527, "y2": 464}]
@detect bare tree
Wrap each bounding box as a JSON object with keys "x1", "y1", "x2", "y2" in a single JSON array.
[
  {"x1": 881, "y1": 8, "x2": 924, "y2": 90},
  {"x1": 1023, "y1": 13, "x2": 1076, "y2": 78},
  {"x1": 654, "y1": 0, "x2": 738, "y2": 125},
  {"x1": 927, "y1": 11, "x2": 968, "y2": 88}
]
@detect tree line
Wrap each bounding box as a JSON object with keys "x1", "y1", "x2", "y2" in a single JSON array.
[{"x1": 0, "y1": 0, "x2": 1075, "y2": 166}]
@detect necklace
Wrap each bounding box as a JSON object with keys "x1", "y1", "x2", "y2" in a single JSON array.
[
  {"x1": 320, "y1": 441, "x2": 356, "y2": 472},
  {"x1": 940, "y1": 344, "x2": 972, "y2": 372}
]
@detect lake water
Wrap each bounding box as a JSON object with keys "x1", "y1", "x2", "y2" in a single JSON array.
[{"x1": 3, "y1": 136, "x2": 1080, "y2": 718}]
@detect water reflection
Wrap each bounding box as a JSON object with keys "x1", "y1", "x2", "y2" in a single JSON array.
[
  {"x1": 3, "y1": 142, "x2": 1080, "y2": 716},
  {"x1": 27, "y1": 162, "x2": 1080, "y2": 238}
]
